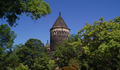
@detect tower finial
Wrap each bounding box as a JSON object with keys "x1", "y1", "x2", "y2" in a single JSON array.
[
  {"x1": 59, "y1": 12, "x2": 61, "y2": 15},
  {"x1": 47, "y1": 40, "x2": 48, "y2": 43}
]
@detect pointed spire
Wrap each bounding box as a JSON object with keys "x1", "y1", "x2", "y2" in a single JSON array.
[
  {"x1": 59, "y1": 12, "x2": 61, "y2": 15},
  {"x1": 45, "y1": 40, "x2": 50, "y2": 48}
]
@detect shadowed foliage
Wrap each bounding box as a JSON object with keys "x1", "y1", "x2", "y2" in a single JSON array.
[
  {"x1": 61, "y1": 64, "x2": 78, "y2": 70},
  {"x1": 0, "y1": 0, "x2": 51, "y2": 27}
]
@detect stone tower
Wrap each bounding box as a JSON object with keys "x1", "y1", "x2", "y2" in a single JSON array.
[{"x1": 50, "y1": 12, "x2": 70, "y2": 52}]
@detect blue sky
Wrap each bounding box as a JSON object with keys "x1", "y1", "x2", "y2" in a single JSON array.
[{"x1": 0, "y1": 0, "x2": 120, "y2": 46}]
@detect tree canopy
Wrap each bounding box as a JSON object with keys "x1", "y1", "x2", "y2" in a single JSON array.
[
  {"x1": 0, "y1": 24, "x2": 17, "y2": 70},
  {"x1": 70, "y1": 16, "x2": 120, "y2": 70},
  {"x1": 52, "y1": 41, "x2": 75, "y2": 68},
  {"x1": 52, "y1": 16, "x2": 120, "y2": 70},
  {"x1": 0, "y1": 0, "x2": 51, "y2": 27},
  {"x1": 16, "y1": 38, "x2": 54, "y2": 70},
  {"x1": 0, "y1": 24, "x2": 55, "y2": 70}
]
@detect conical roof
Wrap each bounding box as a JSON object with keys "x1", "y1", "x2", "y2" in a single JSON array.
[{"x1": 50, "y1": 12, "x2": 70, "y2": 31}]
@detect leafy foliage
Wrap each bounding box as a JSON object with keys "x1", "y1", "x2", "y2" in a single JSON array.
[
  {"x1": 61, "y1": 64, "x2": 78, "y2": 70},
  {"x1": 0, "y1": 24, "x2": 16, "y2": 48},
  {"x1": 16, "y1": 38, "x2": 54, "y2": 70},
  {"x1": 52, "y1": 40, "x2": 75, "y2": 68},
  {"x1": 0, "y1": 24, "x2": 54, "y2": 70},
  {"x1": 68, "y1": 58, "x2": 80, "y2": 70},
  {"x1": 53, "y1": 16, "x2": 120, "y2": 70},
  {"x1": 15, "y1": 63, "x2": 29, "y2": 70},
  {"x1": 0, "y1": 0, "x2": 51, "y2": 27},
  {"x1": 71, "y1": 16, "x2": 120, "y2": 70},
  {"x1": 0, "y1": 24, "x2": 16, "y2": 70},
  {"x1": 5, "y1": 51, "x2": 20, "y2": 70}
]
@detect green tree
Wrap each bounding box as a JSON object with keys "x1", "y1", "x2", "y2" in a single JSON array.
[
  {"x1": 6, "y1": 63, "x2": 30, "y2": 70},
  {"x1": 52, "y1": 40, "x2": 75, "y2": 68},
  {"x1": 16, "y1": 38, "x2": 53, "y2": 70},
  {"x1": 71, "y1": 16, "x2": 120, "y2": 70},
  {"x1": 0, "y1": 24, "x2": 16, "y2": 70},
  {"x1": 0, "y1": 24, "x2": 16, "y2": 48},
  {"x1": 5, "y1": 50, "x2": 20, "y2": 70},
  {"x1": 15, "y1": 63, "x2": 29, "y2": 70},
  {"x1": 0, "y1": 0, "x2": 51, "y2": 27}
]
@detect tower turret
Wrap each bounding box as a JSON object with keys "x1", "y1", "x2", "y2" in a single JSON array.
[
  {"x1": 45, "y1": 40, "x2": 50, "y2": 51},
  {"x1": 50, "y1": 12, "x2": 70, "y2": 51}
]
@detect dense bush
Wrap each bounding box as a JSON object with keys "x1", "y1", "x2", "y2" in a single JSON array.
[{"x1": 61, "y1": 64, "x2": 78, "y2": 70}]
